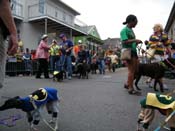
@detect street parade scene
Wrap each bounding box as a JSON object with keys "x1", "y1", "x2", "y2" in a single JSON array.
[{"x1": 0, "y1": 0, "x2": 175, "y2": 131}]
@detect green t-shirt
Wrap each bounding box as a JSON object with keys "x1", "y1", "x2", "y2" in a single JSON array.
[{"x1": 120, "y1": 26, "x2": 137, "y2": 53}]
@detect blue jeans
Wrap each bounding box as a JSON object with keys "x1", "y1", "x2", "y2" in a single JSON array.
[
  {"x1": 60, "y1": 55, "x2": 66, "y2": 71},
  {"x1": 50, "y1": 56, "x2": 60, "y2": 72},
  {"x1": 65, "y1": 55, "x2": 72, "y2": 77},
  {"x1": 60, "y1": 55, "x2": 72, "y2": 77},
  {"x1": 98, "y1": 59, "x2": 105, "y2": 74}
]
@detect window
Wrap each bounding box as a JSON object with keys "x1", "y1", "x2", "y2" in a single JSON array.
[
  {"x1": 39, "y1": 0, "x2": 45, "y2": 14},
  {"x1": 63, "y1": 12, "x2": 66, "y2": 21}
]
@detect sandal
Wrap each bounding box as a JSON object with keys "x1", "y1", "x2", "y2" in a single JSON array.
[{"x1": 128, "y1": 90, "x2": 141, "y2": 95}]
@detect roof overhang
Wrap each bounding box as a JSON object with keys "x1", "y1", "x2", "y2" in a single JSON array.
[
  {"x1": 87, "y1": 35, "x2": 104, "y2": 45},
  {"x1": 28, "y1": 16, "x2": 87, "y2": 36},
  {"x1": 13, "y1": 15, "x2": 23, "y2": 21},
  {"x1": 59, "y1": 0, "x2": 80, "y2": 16}
]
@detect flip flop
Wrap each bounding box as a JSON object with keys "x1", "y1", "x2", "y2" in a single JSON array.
[{"x1": 128, "y1": 90, "x2": 141, "y2": 95}]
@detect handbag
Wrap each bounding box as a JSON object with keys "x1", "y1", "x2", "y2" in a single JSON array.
[
  {"x1": 147, "y1": 48, "x2": 155, "y2": 59},
  {"x1": 120, "y1": 48, "x2": 131, "y2": 60}
]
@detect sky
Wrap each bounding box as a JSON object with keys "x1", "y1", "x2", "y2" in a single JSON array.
[{"x1": 62, "y1": 0, "x2": 174, "y2": 41}]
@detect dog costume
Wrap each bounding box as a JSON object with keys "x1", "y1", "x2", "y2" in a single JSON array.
[
  {"x1": 138, "y1": 93, "x2": 175, "y2": 131},
  {"x1": 0, "y1": 87, "x2": 59, "y2": 130}
]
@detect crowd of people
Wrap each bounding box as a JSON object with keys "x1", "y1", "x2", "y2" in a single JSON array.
[{"x1": 5, "y1": 33, "x2": 122, "y2": 79}]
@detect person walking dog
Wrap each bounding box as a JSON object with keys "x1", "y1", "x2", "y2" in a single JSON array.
[{"x1": 120, "y1": 14, "x2": 142, "y2": 95}]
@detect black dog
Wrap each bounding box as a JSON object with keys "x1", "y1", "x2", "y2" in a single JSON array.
[
  {"x1": 0, "y1": 87, "x2": 60, "y2": 131},
  {"x1": 90, "y1": 63, "x2": 98, "y2": 74},
  {"x1": 53, "y1": 70, "x2": 65, "y2": 81},
  {"x1": 76, "y1": 62, "x2": 90, "y2": 79},
  {"x1": 134, "y1": 58, "x2": 175, "y2": 92}
]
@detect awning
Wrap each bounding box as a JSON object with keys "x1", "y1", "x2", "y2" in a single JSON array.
[{"x1": 28, "y1": 16, "x2": 87, "y2": 36}]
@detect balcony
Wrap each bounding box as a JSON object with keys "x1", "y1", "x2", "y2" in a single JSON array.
[
  {"x1": 28, "y1": 2, "x2": 87, "y2": 36},
  {"x1": 11, "y1": 0, "x2": 24, "y2": 20}
]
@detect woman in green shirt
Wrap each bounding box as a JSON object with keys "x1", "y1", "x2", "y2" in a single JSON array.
[{"x1": 120, "y1": 14, "x2": 142, "y2": 94}]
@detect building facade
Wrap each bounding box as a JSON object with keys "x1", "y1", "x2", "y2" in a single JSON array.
[
  {"x1": 103, "y1": 37, "x2": 121, "y2": 50},
  {"x1": 11, "y1": 0, "x2": 88, "y2": 50},
  {"x1": 74, "y1": 25, "x2": 104, "y2": 52},
  {"x1": 165, "y1": 2, "x2": 175, "y2": 42}
]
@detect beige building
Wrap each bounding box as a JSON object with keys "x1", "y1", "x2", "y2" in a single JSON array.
[
  {"x1": 11, "y1": 0, "x2": 87, "y2": 50},
  {"x1": 165, "y1": 2, "x2": 175, "y2": 42}
]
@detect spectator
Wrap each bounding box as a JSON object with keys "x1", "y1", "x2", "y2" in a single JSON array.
[
  {"x1": 23, "y1": 48, "x2": 32, "y2": 76},
  {"x1": 120, "y1": 14, "x2": 142, "y2": 95},
  {"x1": 18, "y1": 38, "x2": 24, "y2": 53},
  {"x1": 73, "y1": 40, "x2": 81, "y2": 58},
  {"x1": 49, "y1": 39, "x2": 61, "y2": 73},
  {"x1": 146, "y1": 23, "x2": 171, "y2": 62},
  {"x1": 59, "y1": 33, "x2": 74, "y2": 80},
  {"x1": 97, "y1": 46, "x2": 105, "y2": 74},
  {"x1": 109, "y1": 51, "x2": 119, "y2": 72},
  {"x1": 35, "y1": 34, "x2": 53, "y2": 79},
  {"x1": 77, "y1": 44, "x2": 87, "y2": 63},
  {"x1": 145, "y1": 24, "x2": 172, "y2": 84},
  {"x1": 105, "y1": 50, "x2": 112, "y2": 72},
  {"x1": 0, "y1": 0, "x2": 18, "y2": 88},
  {"x1": 31, "y1": 49, "x2": 36, "y2": 61}
]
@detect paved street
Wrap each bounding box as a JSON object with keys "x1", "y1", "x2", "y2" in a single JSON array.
[{"x1": 0, "y1": 68, "x2": 174, "y2": 131}]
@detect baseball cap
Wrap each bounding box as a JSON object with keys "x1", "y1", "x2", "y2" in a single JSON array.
[
  {"x1": 78, "y1": 40, "x2": 82, "y2": 43},
  {"x1": 59, "y1": 33, "x2": 65, "y2": 38},
  {"x1": 123, "y1": 14, "x2": 137, "y2": 25}
]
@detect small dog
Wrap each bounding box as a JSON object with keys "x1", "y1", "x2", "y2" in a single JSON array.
[
  {"x1": 53, "y1": 70, "x2": 64, "y2": 81},
  {"x1": 137, "y1": 93, "x2": 175, "y2": 131},
  {"x1": 90, "y1": 62, "x2": 98, "y2": 74},
  {"x1": 134, "y1": 58, "x2": 175, "y2": 92},
  {"x1": 77, "y1": 62, "x2": 90, "y2": 79},
  {"x1": 0, "y1": 87, "x2": 60, "y2": 131},
  {"x1": 90, "y1": 58, "x2": 98, "y2": 74}
]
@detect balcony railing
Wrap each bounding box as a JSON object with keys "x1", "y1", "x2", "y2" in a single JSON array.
[
  {"x1": 11, "y1": 0, "x2": 23, "y2": 19},
  {"x1": 28, "y1": 2, "x2": 87, "y2": 33}
]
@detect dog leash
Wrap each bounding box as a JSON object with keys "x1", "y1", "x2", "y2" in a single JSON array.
[
  {"x1": 165, "y1": 58, "x2": 175, "y2": 69},
  {"x1": 29, "y1": 97, "x2": 57, "y2": 131},
  {"x1": 154, "y1": 109, "x2": 175, "y2": 131}
]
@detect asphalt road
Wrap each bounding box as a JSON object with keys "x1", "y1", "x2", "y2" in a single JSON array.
[{"x1": 0, "y1": 68, "x2": 174, "y2": 131}]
